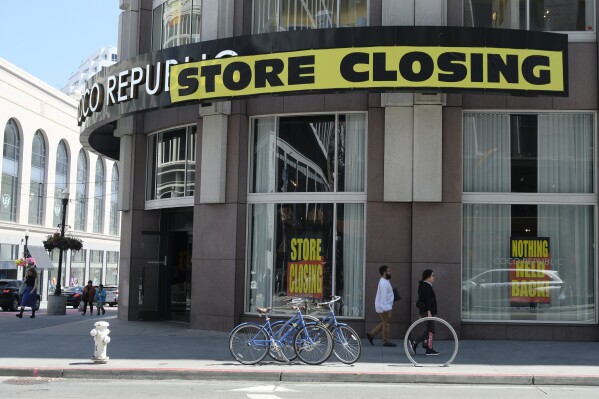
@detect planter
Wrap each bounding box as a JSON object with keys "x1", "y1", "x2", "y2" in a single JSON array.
[{"x1": 47, "y1": 295, "x2": 67, "y2": 316}]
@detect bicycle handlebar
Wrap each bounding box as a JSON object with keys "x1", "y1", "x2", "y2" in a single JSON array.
[{"x1": 315, "y1": 295, "x2": 341, "y2": 307}]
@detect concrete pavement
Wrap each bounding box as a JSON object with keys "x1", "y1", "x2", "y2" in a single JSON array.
[{"x1": 1, "y1": 308, "x2": 598, "y2": 386}]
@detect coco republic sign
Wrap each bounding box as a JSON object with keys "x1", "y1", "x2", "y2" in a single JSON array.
[{"x1": 78, "y1": 26, "x2": 568, "y2": 131}]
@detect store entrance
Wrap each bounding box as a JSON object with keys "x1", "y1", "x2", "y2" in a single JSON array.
[{"x1": 166, "y1": 231, "x2": 192, "y2": 323}]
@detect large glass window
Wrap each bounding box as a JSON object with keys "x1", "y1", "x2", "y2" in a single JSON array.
[
  {"x1": 110, "y1": 165, "x2": 120, "y2": 235},
  {"x1": 69, "y1": 249, "x2": 86, "y2": 287},
  {"x1": 1, "y1": 119, "x2": 20, "y2": 222},
  {"x1": 75, "y1": 150, "x2": 88, "y2": 231},
  {"x1": 253, "y1": 0, "x2": 368, "y2": 33},
  {"x1": 462, "y1": 112, "x2": 596, "y2": 323},
  {"x1": 90, "y1": 250, "x2": 103, "y2": 285},
  {"x1": 53, "y1": 141, "x2": 69, "y2": 228},
  {"x1": 464, "y1": 0, "x2": 595, "y2": 32},
  {"x1": 251, "y1": 114, "x2": 365, "y2": 193},
  {"x1": 106, "y1": 251, "x2": 119, "y2": 286},
  {"x1": 93, "y1": 158, "x2": 105, "y2": 234},
  {"x1": 247, "y1": 113, "x2": 366, "y2": 317},
  {"x1": 152, "y1": 0, "x2": 202, "y2": 51},
  {"x1": 29, "y1": 131, "x2": 46, "y2": 225},
  {"x1": 146, "y1": 126, "x2": 197, "y2": 200}
]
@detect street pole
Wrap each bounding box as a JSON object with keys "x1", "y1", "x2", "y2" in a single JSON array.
[
  {"x1": 54, "y1": 190, "x2": 69, "y2": 296},
  {"x1": 22, "y1": 229, "x2": 29, "y2": 280}
]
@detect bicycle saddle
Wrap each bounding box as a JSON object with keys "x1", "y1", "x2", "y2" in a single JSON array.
[{"x1": 256, "y1": 307, "x2": 271, "y2": 314}]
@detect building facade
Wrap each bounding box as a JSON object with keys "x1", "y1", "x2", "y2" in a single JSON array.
[
  {"x1": 62, "y1": 47, "x2": 119, "y2": 100},
  {"x1": 81, "y1": 0, "x2": 598, "y2": 340},
  {"x1": 0, "y1": 58, "x2": 121, "y2": 305}
]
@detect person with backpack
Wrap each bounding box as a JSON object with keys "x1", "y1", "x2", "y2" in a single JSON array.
[
  {"x1": 95, "y1": 284, "x2": 107, "y2": 315},
  {"x1": 82, "y1": 280, "x2": 96, "y2": 316}
]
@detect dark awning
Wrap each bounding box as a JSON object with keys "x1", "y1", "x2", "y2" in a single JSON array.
[{"x1": 27, "y1": 246, "x2": 55, "y2": 269}]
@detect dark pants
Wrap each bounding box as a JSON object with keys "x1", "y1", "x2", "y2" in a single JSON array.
[
  {"x1": 410, "y1": 312, "x2": 436, "y2": 349},
  {"x1": 83, "y1": 301, "x2": 94, "y2": 314}
]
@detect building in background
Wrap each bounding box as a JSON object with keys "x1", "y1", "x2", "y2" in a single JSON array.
[
  {"x1": 61, "y1": 47, "x2": 118, "y2": 99},
  {"x1": 0, "y1": 57, "x2": 121, "y2": 306},
  {"x1": 79, "y1": 0, "x2": 598, "y2": 340}
]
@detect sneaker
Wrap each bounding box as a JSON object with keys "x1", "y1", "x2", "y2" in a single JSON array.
[
  {"x1": 382, "y1": 342, "x2": 397, "y2": 347},
  {"x1": 426, "y1": 348, "x2": 440, "y2": 356},
  {"x1": 366, "y1": 333, "x2": 374, "y2": 346},
  {"x1": 409, "y1": 340, "x2": 417, "y2": 355}
]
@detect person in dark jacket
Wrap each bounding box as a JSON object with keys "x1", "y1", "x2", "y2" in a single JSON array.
[
  {"x1": 409, "y1": 269, "x2": 439, "y2": 356},
  {"x1": 82, "y1": 280, "x2": 96, "y2": 316},
  {"x1": 16, "y1": 267, "x2": 38, "y2": 318}
]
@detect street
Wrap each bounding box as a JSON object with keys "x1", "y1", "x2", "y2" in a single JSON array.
[{"x1": 1, "y1": 378, "x2": 597, "y2": 398}]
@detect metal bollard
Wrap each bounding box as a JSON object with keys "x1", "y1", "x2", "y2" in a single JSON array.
[{"x1": 90, "y1": 321, "x2": 111, "y2": 363}]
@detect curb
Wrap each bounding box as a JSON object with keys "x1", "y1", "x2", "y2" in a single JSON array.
[{"x1": 1, "y1": 367, "x2": 598, "y2": 386}]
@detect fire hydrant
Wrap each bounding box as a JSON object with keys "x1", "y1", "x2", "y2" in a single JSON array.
[{"x1": 90, "y1": 321, "x2": 111, "y2": 363}]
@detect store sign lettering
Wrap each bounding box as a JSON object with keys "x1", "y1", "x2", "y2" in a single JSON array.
[
  {"x1": 287, "y1": 237, "x2": 324, "y2": 299},
  {"x1": 77, "y1": 51, "x2": 237, "y2": 125},
  {"x1": 78, "y1": 27, "x2": 569, "y2": 136},
  {"x1": 509, "y1": 237, "x2": 552, "y2": 304},
  {"x1": 170, "y1": 46, "x2": 564, "y2": 103}
]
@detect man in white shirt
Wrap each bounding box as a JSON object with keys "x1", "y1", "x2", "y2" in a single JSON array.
[{"x1": 366, "y1": 265, "x2": 396, "y2": 347}]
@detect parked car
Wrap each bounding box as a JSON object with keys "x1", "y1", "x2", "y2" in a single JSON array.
[
  {"x1": 103, "y1": 285, "x2": 118, "y2": 306},
  {"x1": 0, "y1": 279, "x2": 40, "y2": 311},
  {"x1": 462, "y1": 268, "x2": 566, "y2": 310},
  {"x1": 63, "y1": 286, "x2": 84, "y2": 309}
]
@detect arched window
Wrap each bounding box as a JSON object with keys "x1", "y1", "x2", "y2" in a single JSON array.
[
  {"x1": 1, "y1": 119, "x2": 20, "y2": 221},
  {"x1": 93, "y1": 158, "x2": 105, "y2": 233},
  {"x1": 29, "y1": 131, "x2": 46, "y2": 225},
  {"x1": 110, "y1": 164, "x2": 120, "y2": 235},
  {"x1": 74, "y1": 150, "x2": 88, "y2": 231},
  {"x1": 53, "y1": 141, "x2": 69, "y2": 228}
]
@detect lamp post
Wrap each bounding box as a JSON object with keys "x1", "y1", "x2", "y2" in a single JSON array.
[
  {"x1": 22, "y1": 229, "x2": 29, "y2": 280},
  {"x1": 54, "y1": 189, "x2": 69, "y2": 296},
  {"x1": 24, "y1": 229, "x2": 29, "y2": 256}
]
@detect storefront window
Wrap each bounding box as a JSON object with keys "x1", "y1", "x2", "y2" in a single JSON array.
[
  {"x1": 93, "y1": 158, "x2": 104, "y2": 234},
  {"x1": 49, "y1": 250, "x2": 66, "y2": 291},
  {"x1": 251, "y1": 114, "x2": 365, "y2": 193},
  {"x1": 462, "y1": 112, "x2": 596, "y2": 323},
  {"x1": 53, "y1": 141, "x2": 69, "y2": 228},
  {"x1": 253, "y1": 0, "x2": 368, "y2": 33},
  {"x1": 110, "y1": 165, "x2": 120, "y2": 236},
  {"x1": 152, "y1": 0, "x2": 202, "y2": 51},
  {"x1": 247, "y1": 113, "x2": 366, "y2": 317},
  {"x1": 75, "y1": 150, "x2": 88, "y2": 231},
  {"x1": 29, "y1": 131, "x2": 45, "y2": 225},
  {"x1": 70, "y1": 249, "x2": 86, "y2": 287},
  {"x1": 106, "y1": 251, "x2": 119, "y2": 286},
  {"x1": 146, "y1": 125, "x2": 197, "y2": 200},
  {"x1": 464, "y1": 0, "x2": 595, "y2": 32},
  {"x1": 90, "y1": 250, "x2": 103, "y2": 285},
  {"x1": 1, "y1": 119, "x2": 20, "y2": 222}
]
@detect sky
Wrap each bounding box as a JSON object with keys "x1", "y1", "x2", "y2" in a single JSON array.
[{"x1": 0, "y1": 1, "x2": 120, "y2": 90}]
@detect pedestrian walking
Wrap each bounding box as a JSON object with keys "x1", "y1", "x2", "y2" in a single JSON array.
[
  {"x1": 16, "y1": 267, "x2": 38, "y2": 318},
  {"x1": 409, "y1": 269, "x2": 440, "y2": 356},
  {"x1": 366, "y1": 265, "x2": 396, "y2": 347},
  {"x1": 95, "y1": 284, "x2": 107, "y2": 315},
  {"x1": 82, "y1": 280, "x2": 96, "y2": 316}
]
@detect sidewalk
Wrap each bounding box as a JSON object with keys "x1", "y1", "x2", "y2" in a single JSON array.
[{"x1": 1, "y1": 311, "x2": 598, "y2": 386}]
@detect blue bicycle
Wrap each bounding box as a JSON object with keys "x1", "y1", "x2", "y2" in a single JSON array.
[
  {"x1": 229, "y1": 299, "x2": 333, "y2": 365},
  {"x1": 312, "y1": 296, "x2": 362, "y2": 364}
]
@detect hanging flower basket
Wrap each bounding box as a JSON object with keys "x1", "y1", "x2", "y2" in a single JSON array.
[
  {"x1": 15, "y1": 257, "x2": 36, "y2": 267},
  {"x1": 42, "y1": 232, "x2": 84, "y2": 252}
]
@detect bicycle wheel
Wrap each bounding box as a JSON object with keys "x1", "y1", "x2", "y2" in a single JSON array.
[
  {"x1": 229, "y1": 323, "x2": 269, "y2": 365},
  {"x1": 331, "y1": 325, "x2": 362, "y2": 364},
  {"x1": 268, "y1": 321, "x2": 297, "y2": 362},
  {"x1": 293, "y1": 324, "x2": 333, "y2": 365}
]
